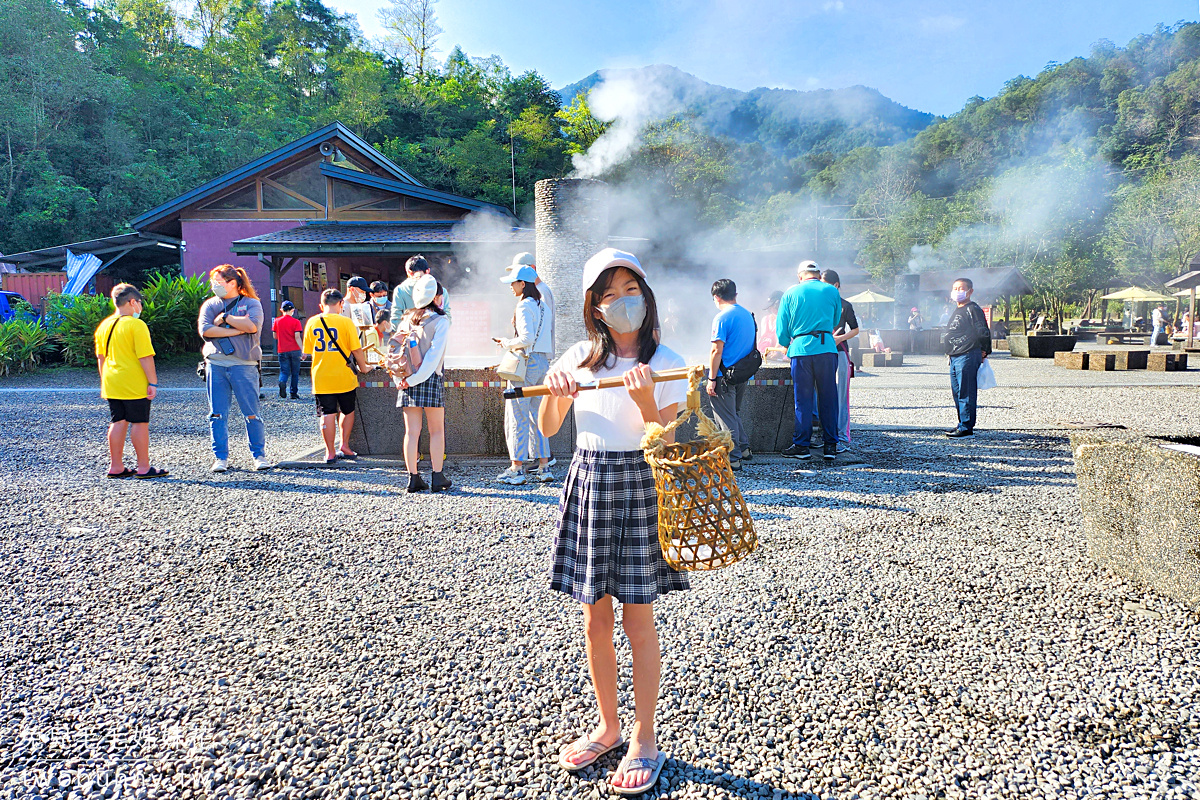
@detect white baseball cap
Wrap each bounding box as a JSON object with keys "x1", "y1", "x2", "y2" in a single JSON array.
[
  {"x1": 502, "y1": 265, "x2": 538, "y2": 284},
  {"x1": 506, "y1": 252, "x2": 536, "y2": 271},
  {"x1": 582, "y1": 248, "x2": 646, "y2": 292},
  {"x1": 797, "y1": 259, "x2": 820, "y2": 274},
  {"x1": 412, "y1": 274, "x2": 438, "y2": 309}
]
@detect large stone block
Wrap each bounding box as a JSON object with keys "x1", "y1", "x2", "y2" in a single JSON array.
[
  {"x1": 1054, "y1": 351, "x2": 1089, "y2": 369},
  {"x1": 1112, "y1": 350, "x2": 1149, "y2": 370},
  {"x1": 1088, "y1": 353, "x2": 1116, "y2": 371},
  {"x1": 1147, "y1": 352, "x2": 1177, "y2": 372},
  {"x1": 860, "y1": 352, "x2": 887, "y2": 368},
  {"x1": 1177, "y1": 353, "x2": 1189, "y2": 371},
  {"x1": 993, "y1": 338, "x2": 1010, "y2": 351},
  {"x1": 1007, "y1": 334, "x2": 1077, "y2": 358},
  {"x1": 1071, "y1": 431, "x2": 1200, "y2": 608},
  {"x1": 884, "y1": 352, "x2": 904, "y2": 366}
]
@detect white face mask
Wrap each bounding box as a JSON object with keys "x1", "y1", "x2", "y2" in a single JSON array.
[
  {"x1": 212, "y1": 282, "x2": 228, "y2": 298},
  {"x1": 951, "y1": 289, "x2": 969, "y2": 303},
  {"x1": 598, "y1": 295, "x2": 646, "y2": 334}
]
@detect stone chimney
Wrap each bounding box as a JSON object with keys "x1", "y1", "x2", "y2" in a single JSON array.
[{"x1": 534, "y1": 178, "x2": 610, "y2": 355}]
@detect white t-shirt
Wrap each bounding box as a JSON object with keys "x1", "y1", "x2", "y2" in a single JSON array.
[{"x1": 554, "y1": 340, "x2": 688, "y2": 452}]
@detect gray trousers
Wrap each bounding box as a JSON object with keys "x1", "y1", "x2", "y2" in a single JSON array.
[
  {"x1": 710, "y1": 379, "x2": 750, "y2": 458},
  {"x1": 812, "y1": 349, "x2": 852, "y2": 446}
]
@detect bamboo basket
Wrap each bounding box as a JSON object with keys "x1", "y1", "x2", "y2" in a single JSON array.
[{"x1": 641, "y1": 366, "x2": 758, "y2": 571}]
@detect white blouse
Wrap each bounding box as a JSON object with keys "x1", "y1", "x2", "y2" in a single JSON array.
[{"x1": 554, "y1": 341, "x2": 688, "y2": 452}]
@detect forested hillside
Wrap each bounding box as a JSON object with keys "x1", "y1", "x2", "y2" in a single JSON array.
[
  {"x1": 0, "y1": 0, "x2": 572, "y2": 254},
  {"x1": 4, "y1": 0, "x2": 1200, "y2": 318}
]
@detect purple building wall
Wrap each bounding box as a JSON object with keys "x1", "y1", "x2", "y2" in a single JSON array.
[{"x1": 181, "y1": 219, "x2": 304, "y2": 290}]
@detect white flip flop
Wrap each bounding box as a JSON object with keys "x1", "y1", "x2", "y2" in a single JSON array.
[
  {"x1": 610, "y1": 751, "x2": 666, "y2": 795},
  {"x1": 557, "y1": 736, "x2": 625, "y2": 772}
]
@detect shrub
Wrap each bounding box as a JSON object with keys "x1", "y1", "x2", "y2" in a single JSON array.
[
  {"x1": 140, "y1": 273, "x2": 209, "y2": 355},
  {"x1": 43, "y1": 292, "x2": 113, "y2": 366},
  {"x1": 0, "y1": 318, "x2": 53, "y2": 375}
]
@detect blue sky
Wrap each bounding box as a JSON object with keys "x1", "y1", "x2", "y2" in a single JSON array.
[{"x1": 333, "y1": 0, "x2": 1198, "y2": 116}]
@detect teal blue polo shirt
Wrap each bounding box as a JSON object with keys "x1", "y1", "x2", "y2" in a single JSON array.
[{"x1": 775, "y1": 279, "x2": 842, "y2": 357}]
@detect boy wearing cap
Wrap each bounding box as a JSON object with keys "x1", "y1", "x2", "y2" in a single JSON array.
[
  {"x1": 343, "y1": 275, "x2": 375, "y2": 335},
  {"x1": 303, "y1": 289, "x2": 370, "y2": 463},
  {"x1": 272, "y1": 301, "x2": 304, "y2": 399},
  {"x1": 94, "y1": 284, "x2": 168, "y2": 479}
]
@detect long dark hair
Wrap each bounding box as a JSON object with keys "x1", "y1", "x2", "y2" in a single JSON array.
[
  {"x1": 580, "y1": 267, "x2": 659, "y2": 370},
  {"x1": 510, "y1": 279, "x2": 543, "y2": 334}
]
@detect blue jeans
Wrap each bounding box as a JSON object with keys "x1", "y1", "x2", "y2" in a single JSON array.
[
  {"x1": 278, "y1": 350, "x2": 301, "y2": 395},
  {"x1": 791, "y1": 352, "x2": 838, "y2": 449},
  {"x1": 207, "y1": 362, "x2": 266, "y2": 459},
  {"x1": 504, "y1": 353, "x2": 552, "y2": 462},
  {"x1": 949, "y1": 349, "x2": 982, "y2": 432}
]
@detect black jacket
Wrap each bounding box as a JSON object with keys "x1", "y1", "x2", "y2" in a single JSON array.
[{"x1": 945, "y1": 302, "x2": 991, "y2": 356}]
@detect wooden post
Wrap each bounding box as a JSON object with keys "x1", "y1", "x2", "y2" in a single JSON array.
[
  {"x1": 1019, "y1": 294, "x2": 1027, "y2": 333},
  {"x1": 1190, "y1": 287, "x2": 1196, "y2": 350}
]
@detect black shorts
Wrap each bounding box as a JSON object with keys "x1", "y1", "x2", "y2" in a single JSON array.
[
  {"x1": 315, "y1": 390, "x2": 356, "y2": 417},
  {"x1": 108, "y1": 397, "x2": 151, "y2": 424}
]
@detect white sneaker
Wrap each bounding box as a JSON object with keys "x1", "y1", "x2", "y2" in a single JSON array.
[
  {"x1": 495, "y1": 467, "x2": 527, "y2": 485},
  {"x1": 252, "y1": 457, "x2": 274, "y2": 471},
  {"x1": 533, "y1": 467, "x2": 556, "y2": 483},
  {"x1": 211, "y1": 459, "x2": 228, "y2": 473}
]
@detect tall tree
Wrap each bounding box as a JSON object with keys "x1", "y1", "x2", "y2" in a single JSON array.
[{"x1": 378, "y1": 0, "x2": 440, "y2": 80}]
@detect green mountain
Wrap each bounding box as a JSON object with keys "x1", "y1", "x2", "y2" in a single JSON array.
[{"x1": 559, "y1": 65, "x2": 937, "y2": 159}]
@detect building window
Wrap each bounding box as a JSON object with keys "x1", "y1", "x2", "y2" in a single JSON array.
[
  {"x1": 202, "y1": 184, "x2": 257, "y2": 210},
  {"x1": 270, "y1": 161, "x2": 326, "y2": 205}
]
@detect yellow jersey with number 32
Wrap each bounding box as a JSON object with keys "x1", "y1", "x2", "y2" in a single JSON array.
[{"x1": 302, "y1": 313, "x2": 361, "y2": 395}]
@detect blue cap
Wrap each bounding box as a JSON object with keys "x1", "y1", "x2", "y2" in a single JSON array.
[{"x1": 502, "y1": 265, "x2": 538, "y2": 284}]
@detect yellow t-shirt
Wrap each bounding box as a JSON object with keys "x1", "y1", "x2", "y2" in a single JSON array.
[
  {"x1": 302, "y1": 313, "x2": 361, "y2": 395},
  {"x1": 94, "y1": 314, "x2": 156, "y2": 400}
]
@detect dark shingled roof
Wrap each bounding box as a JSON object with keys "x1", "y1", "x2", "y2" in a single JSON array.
[{"x1": 230, "y1": 222, "x2": 534, "y2": 255}]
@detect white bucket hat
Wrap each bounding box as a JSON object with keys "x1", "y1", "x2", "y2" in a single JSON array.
[
  {"x1": 582, "y1": 248, "x2": 646, "y2": 292},
  {"x1": 411, "y1": 273, "x2": 438, "y2": 309}
]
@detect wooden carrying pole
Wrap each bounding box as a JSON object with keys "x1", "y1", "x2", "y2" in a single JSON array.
[{"x1": 502, "y1": 366, "x2": 695, "y2": 400}]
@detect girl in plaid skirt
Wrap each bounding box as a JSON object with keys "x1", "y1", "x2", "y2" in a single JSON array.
[
  {"x1": 390, "y1": 275, "x2": 451, "y2": 493},
  {"x1": 539, "y1": 249, "x2": 688, "y2": 795}
]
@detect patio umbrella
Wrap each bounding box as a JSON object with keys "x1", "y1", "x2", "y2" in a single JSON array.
[
  {"x1": 1100, "y1": 287, "x2": 1175, "y2": 302},
  {"x1": 846, "y1": 290, "x2": 895, "y2": 304}
]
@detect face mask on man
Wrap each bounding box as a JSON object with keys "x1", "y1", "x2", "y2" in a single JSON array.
[
  {"x1": 598, "y1": 295, "x2": 646, "y2": 334},
  {"x1": 951, "y1": 289, "x2": 969, "y2": 303},
  {"x1": 373, "y1": 296, "x2": 387, "y2": 306}
]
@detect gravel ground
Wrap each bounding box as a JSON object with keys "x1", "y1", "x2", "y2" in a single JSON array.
[{"x1": 1, "y1": 356, "x2": 1199, "y2": 800}]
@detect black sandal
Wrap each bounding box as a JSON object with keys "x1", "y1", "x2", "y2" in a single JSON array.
[
  {"x1": 106, "y1": 468, "x2": 136, "y2": 479},
  {"x1": 136, "y1": 467, "x2": 170, "y2": 479}
]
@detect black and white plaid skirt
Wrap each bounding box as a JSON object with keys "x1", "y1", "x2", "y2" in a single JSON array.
[
  {"x1": 550, "y1": 449, "x2": 690, "y2": 605},
  {"x1": 397, "y1": 372, "x2": 444, "y2": 408}
]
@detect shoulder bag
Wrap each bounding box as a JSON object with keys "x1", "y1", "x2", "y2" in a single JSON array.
[
  {"x1": 721, "y1": 313, "x2": 764, "y2": 385},
  {"x1": 319, "y1": 314, "x2": 359, "y2": 375},
  {"x1": 496, "y1": 301, "x2": 545, "y2": 383},
  {"x1": 197, "y1": 297, "x2": 242, "y2": 381}
]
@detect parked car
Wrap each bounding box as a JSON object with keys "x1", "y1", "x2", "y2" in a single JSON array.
[{"x1": 0, "y1": 290, "x2": 36, "y2": 322}]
